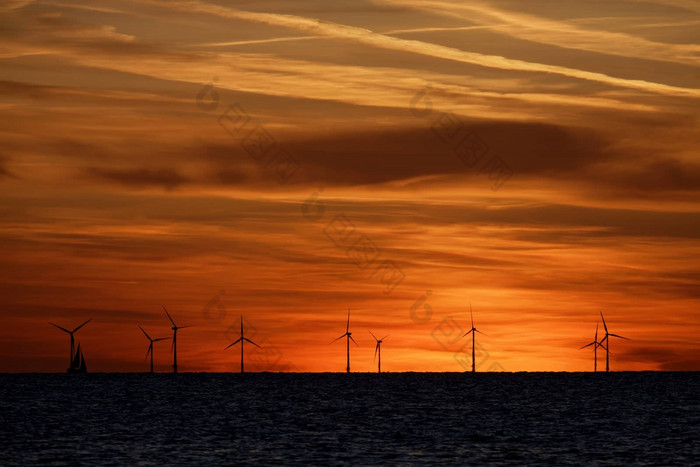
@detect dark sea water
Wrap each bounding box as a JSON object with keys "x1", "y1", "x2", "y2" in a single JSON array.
[{"x1": 1, "y1": 373, "x2": 698, "y2": 466}]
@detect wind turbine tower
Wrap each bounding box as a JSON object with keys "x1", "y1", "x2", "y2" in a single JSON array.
[
  {"x1": 369, "y1": 330, "x2": 388, "y2": 373},
  {"x1": 138, "y1": 325, "x2": 169, "y2": 373},
  {"x1": 225, "y1": 316, "x2": 262, "y2": 373},
  {"x1": 599, "y1": 312, "x2": 629, "y2": 372},
  {"x1": 457, "y1": 304, "x2": 486, "y2": 373},
  {"x1": 163, "y1": 306, "x2": 191, "y2": 374},
  {"x1": 332, "y1": 309, "x2": 357, "y2": 373},
  {"x1": 579, "y1": 322, "x2": 606, "y2": 372}
]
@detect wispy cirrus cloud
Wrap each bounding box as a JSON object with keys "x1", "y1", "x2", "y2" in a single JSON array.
[
  {"x1": 629, "y1": 0, "x2": 700, "y2": 14},
  {"x1": 1, "y1": 0, "x2": 34, "y2": 10},
  {"x1": 196, "y1": 35, "x2": 318, "y2": 47},
  {"x1": 147, "y1": 0, "x2": 700, "y2": 97},
  {"x1": 376, "y1": 0, "x2": 700, "y2": 66}
]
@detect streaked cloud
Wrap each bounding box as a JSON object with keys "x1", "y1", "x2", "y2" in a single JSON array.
[
  {"x1": 377, "y1": 0, "x2": 700, "y2": 66},
  {"x1": 154, "y1": 0, "x2": 700, "y2": 97}
]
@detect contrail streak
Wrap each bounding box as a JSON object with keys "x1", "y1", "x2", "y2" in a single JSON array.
[{"x1": 148, "y1": 0, "x2": 700, "y2": 98}]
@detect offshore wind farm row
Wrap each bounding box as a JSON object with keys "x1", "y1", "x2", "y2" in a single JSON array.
[{"x1": 49, "y1": 307, "x2": 628, "y2": 374}]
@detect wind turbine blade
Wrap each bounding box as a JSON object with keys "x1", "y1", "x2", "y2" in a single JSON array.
[
  {"x1": 145, "y1": 343, "x2": 152, "y2": 360},
  {"x1": 600, "y1": 335, "x2": 608, "y2": 344},
  {"x1": 599, "y1": 312, "x2": 608, "y2": 333},
  {"x1": 330, "y1": 334, "x2": 346, "y2": 344},
  {"x1": 374, "y1": 343, "x2": 379, "y2": 361},
  {"x1": 475, "y1": 329, "x2": 487, "y2": 336},
  {"x1": 579, "y1": 342, "x2": 594, "y2": 349},
  {"x1": 48, "y1": 322, "x2": 70, "y2": 333},
  {"x1": 368, "y1": 329, "x2": 378, "y2": 341},
  {"x1": 349, "y1": 335, "x2": 359, "y2": 347},
  {"x1": 381, "y1": 335, "x2": 389, "y2": 341},
  {"x1": 153, "y1": 337, "x2": 169, "y2": 342},
  {"x1": 243, "y1": 337, "x2": 262, "y2": 349},
  {"x1": 609, "y1": 333, "x2": 629, "y2": 340},
  {"x1": 178, "y1": 325, "x2": 193, "y2": 329},
  {"x1": 138, "y1": 325, "x2": 151, "y2": 341},
  {"x1": 346, "y1": 309, "x2": 350, "y2": 333},
  {"x1": 459, "y1": 329, "x2": 474, "y2": 340},
  {"x1": 224, "y1": 338, "x2": 242, "y2": 350},
  {"x1": 163, "y1": 305, "x2": 176, "y2": 326},
  {"x1": 72, "y1": 319, "x2": 92, "y2": 333},
  {"x1": 470, "y1": 303, "x2": 474, "y2": 329},
  {"x1": 594, "y1": 322, "x2": 599, "y2": 340}
]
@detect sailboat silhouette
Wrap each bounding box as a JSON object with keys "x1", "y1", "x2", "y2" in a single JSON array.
[{"x1": 68, "y1": 343, "x2": 87, "y2": 374}]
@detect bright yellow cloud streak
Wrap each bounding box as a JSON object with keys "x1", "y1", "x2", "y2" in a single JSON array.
[
  {"x1": 153, "y1": 0, "x2": 700, "y2": 98},
  {"x1": 377, "y1": 0, "x2": 700, "y2": 66}
]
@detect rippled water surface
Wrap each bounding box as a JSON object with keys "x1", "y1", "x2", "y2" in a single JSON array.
[{"x1": 1, "y1": 373, "x2": 698, "y2": 465}]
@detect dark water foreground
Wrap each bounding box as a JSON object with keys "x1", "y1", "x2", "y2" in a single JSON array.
[{"x1": 1, "y1": 372, "x2": 698, "y2": 465}]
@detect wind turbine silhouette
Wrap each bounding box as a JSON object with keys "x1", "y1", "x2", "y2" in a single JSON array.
[
  {"x1": 163, "y1": 306, "x2": 190, "y2": 374},
  {"x1": 224, "y1": 316, "x2": 262, "y2": 373},
  {"x1": 331, "y1": 309, "x2": 357, "y2": 373},
  {"x1": 49, "y1": 319, "x2": 92, "y2": 370},
  {"x1": 457, "y1": 303, "x2": 486, "y2": 373},
  {"x1": 138, "y1": 325, "x2": 169, "y2": 373},
  {"x1": 369, "y1": 330, "x2": 388, "y2": 373},
  {"x1": 599, "y1": 312, "x2": 629, "y2": 372},
  {"x1": 579, "y1": 322, "x2": 606, "y2": 372}
]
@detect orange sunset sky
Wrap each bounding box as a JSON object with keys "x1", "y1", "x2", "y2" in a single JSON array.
[{"x1": 1, "y1": 0, "x2": 698, "y2": 373}]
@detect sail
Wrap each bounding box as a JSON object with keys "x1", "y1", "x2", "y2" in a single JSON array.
[
  {"x1": 72, "y1": 343, "x2": 81, "y2": 369},
  {"x1": 79, "y1": 352, "x2": 87, "y2": 373}
]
